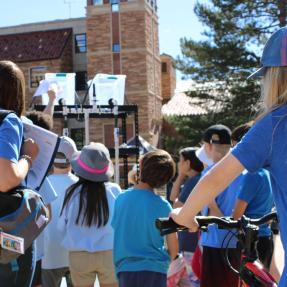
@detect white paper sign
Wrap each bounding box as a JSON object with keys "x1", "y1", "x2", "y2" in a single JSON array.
[
  {"x1": 88, "y1": 74, "x2": 126, "y2": 105},
  {"x1": 33, "y1": 73, "x2": 76, "y2": 105},
  {"x1": 33, "y1": 80, "x2": 57, "y2": 98},
  {"x1": 23, "y1": 122, "x2": 60, "y2": 190}
]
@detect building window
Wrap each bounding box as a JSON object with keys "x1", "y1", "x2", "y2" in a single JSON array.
[
  {"x1": 30, "y1": 66, "x2": 47, "y2": 88},
  {"x1": 113, "y1": 43, "x2": 121, "y2": 53},
  {"x1": 75, "y1": 71, "x2": 87, "y2": 91},
  {"x1": 111, "y1": 3, "x2": 119, "y2": 12},
  {"x1": 161, "y1": 62, "x2": 167, "y2": 73},
  {"x1": 75, "y1": 34, "x2": 87, "y2": 53},
  {"x1": 93, "y1": 0, "x2": 103, "y2": 5}
]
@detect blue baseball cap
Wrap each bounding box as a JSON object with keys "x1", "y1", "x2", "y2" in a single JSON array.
[{"x1": 248, "y1": 27, "x2": 287, "y2": 79}]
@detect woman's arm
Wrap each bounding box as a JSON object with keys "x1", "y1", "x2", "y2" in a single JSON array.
[
  {"x1": 0, "y1": 138, "x2": 39, "y2": 192},
  {"x1": 0, "y1": 158, "x2": 30, "y2": 191},
  {"x1": 171, "y1": 153, "x2": 245, "y2": 230},
  {"x1": 233, "y1": 199, "x2": 248, "y2": 220}
]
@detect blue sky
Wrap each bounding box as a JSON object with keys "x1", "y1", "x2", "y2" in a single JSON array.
[{"x1": 0, "y1": 0, "x2": 205, "y2": 77}]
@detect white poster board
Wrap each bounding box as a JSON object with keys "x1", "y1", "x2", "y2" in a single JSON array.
[
  {"x1": 33, "y1": 73, "x2": 76, "y2": 105},
  {"x1": 23, "y1": 122, "x2": 60, "y2": 190},
  {"x1": 88, "y1": 74, "x2": 126, "y2": 105}
]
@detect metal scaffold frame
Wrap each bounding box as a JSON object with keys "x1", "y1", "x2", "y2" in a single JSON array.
[{"x1": 34, "y1": 104, "x2": 140, "y2": 188}]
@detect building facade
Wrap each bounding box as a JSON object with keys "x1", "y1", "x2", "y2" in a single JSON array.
[{"x1": 0, "y1": 0, "x2": 164, "y2": 147}]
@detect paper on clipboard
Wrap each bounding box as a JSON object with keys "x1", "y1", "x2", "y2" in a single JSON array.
[{"x1": 23, "y1": 122, "x2": 60, "y2": 190}]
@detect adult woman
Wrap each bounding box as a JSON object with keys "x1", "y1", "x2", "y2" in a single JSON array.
[
  {"x1": 171, "y1": 27, "x2": 287, "y2": 287},
  {"x1": 0, "y1": 60, "x2": 39, "y2": 287}
]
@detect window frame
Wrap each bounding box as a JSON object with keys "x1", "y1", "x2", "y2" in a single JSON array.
[
  {"x1": 112, "y1": 43, "x2": 121, "y2": 53},
  {"x1": 74, "y1": 33, "x2": 87, "y2": 54}
]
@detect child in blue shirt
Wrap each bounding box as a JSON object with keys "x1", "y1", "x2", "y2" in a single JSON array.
[
  {"x1": 112, "y1": 149, "x2": 178, "y2": 287},
  {"x1": 232, "y1": 123, "x2": 274, "y2": 270},
  {"x1": 171, "y1": 27, "x2": 287, "y2": 287},
  {"x1": 197, "y1": 124, "x2": 242, "y2": 287}
]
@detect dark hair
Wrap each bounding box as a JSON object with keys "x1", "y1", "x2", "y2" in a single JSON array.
[
  {"x1": 231, "y1": 121, "x2": 254, "y2": 143},
  {"x1": 140, "y1": 149, "x2": 176, "y2": 188},
  {"x1": 0, "y1": 61, "x2": 25, "y2": 116},
  {"x1": 61, "y1": 178, "x2": 109, "y2": 227},
  {"x1": 26, "y1": 111, "x2": 53, "y2": 130},
  {"x1": 179, "y1": 147, "x2": 204, "y2": 173}
]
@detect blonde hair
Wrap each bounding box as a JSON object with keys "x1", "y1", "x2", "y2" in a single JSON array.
[{"x1": 261, "y1": 67, "x2": 287, "y2": 113}]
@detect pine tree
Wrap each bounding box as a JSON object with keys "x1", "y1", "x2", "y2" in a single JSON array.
[{"x1": 164, "y1": 1, "x2": 286, "y2": 152}]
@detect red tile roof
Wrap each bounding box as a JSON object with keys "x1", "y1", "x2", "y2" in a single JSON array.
[
  {"x1": 162, "y1": 92, "x2": 209, "y2": 116},
  {"x1": 0, "y1": 28, "x2": 72, "y2": 62}
]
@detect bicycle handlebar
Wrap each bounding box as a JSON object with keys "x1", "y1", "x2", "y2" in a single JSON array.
[{"x1": 155, "y1": 211, "x2": 278, "y2": 236}]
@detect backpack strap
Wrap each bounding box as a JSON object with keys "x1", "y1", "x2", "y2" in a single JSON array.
[{"x1": 0, "y1": 110, "x2": 14, "y2": 125}]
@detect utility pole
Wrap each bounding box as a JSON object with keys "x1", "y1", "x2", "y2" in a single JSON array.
[{"x1": 64, "y1": 0, "x2": 72, "y2": 18}]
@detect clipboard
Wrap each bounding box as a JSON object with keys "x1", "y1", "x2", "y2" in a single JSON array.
[{"x1": 23, "y1": 122, "x2": 60, "y2": 191}]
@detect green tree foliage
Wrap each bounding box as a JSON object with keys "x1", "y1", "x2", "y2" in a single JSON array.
[{"x1": 164, "y1": 0, "x2": 285, "y2": 153}]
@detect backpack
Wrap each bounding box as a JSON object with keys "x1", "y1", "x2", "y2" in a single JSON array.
[{"x1": 0, "y1": 110, "x2": 50, "y2": 263}]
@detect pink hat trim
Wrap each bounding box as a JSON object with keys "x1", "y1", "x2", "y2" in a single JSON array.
[{"x1": 77, "y1": 157, "x2": 109, "y2": 174}]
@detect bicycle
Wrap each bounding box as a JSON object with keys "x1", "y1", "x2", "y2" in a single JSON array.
[{"x1": 156, "y1": 212, "x2": 278, "y2": 287}]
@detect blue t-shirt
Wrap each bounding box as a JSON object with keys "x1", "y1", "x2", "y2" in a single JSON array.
[
  {"x1": 178, "y1": 174, "x2": 201, "y2": 253},
  {"x1": 111, "y1": 188, "x2": 172, "y2": 275},
  {"x1": 231, "y1": 105, "x2": 287, "y2": 287},
  {"x1": 201, "y1": 171, "x2": 243, "y2": 248},
  {"x1": 0, "y1": 113, "x2": 23, "y2": 163},
  {"x1": 237, "y1": 169, "x2": 273, "y2": 237},
  {"x1": 179, "y1": 174, "x2": 201, "y2": 203}
]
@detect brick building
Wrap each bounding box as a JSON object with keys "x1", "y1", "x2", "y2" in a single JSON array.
[{"x1": 0, "y1": 0, "x2": 169, "y2": 148}]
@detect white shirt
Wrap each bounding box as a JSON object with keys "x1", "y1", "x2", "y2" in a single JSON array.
[
  {"x1": 57, "y1": 181, "x2": 121, "y2": 253},
  {"x1": 41, "y1": 173, "x2": 78, "y2": 269}
]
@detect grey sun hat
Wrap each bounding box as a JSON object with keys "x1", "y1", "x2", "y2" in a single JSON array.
[
  {"x1": 70, "y1": 142, "x2": 114, "y2": 182},
  {"x1": 54, "y1": 136, "x2": 78, "y2": 164}
]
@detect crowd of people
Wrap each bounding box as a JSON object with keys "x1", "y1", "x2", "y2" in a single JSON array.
[{"x1": 0, "y1": 26, "x2": 287, "y2": 287}]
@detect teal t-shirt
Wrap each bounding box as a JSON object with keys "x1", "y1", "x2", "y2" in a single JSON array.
[{"x1": 111, "y1": 188, "x2": 172, "y2": 275}]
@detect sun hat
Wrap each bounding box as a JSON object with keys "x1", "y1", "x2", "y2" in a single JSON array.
[
  {"x1": 54, "y1": 136, "x2": 78, "y2": 164},
  {"x1": 203, "y1": 124, "x2": 231, "y2": 145},
  {"x1": 195, "y1": 146, "x2": 213, "y2": 167},
  {"x1": 248, "y1": 27, "x2": 287, "y2": 78},
  {"x1": 70, "y1": 142, "x2": 114, "y2": 182}
]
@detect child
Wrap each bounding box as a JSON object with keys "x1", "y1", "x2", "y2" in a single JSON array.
[
  {"x1": 197, "y1": 125, "x2": 242, "y2": 287},
  {"x1": 58, "y1": 142, "x2": 121, "y2": 287},
  {"x1": 231, "y1": 123, "x2": 274, "y2": 270},
  {"x1": 112, "y1": 149, "x2": 178, "y2": 287},
  {"x1": 41, "y1": 136, "x2": 79, "y2": 287},
  {"x1": 169, "y1": 147, "x2": 204, "y2": 286}
]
